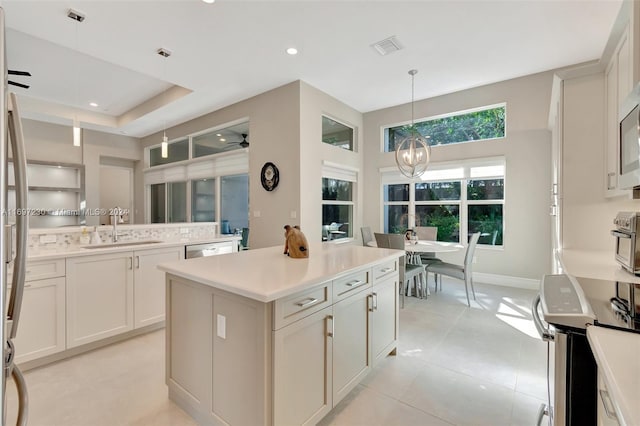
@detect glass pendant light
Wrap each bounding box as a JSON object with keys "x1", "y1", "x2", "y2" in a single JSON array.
[
  {"x1": 395, "y1": 69, "x2": 430, "y2": 178},
  {"x1": 158, "y1": 48, "x2": 171, "y2": 158}
]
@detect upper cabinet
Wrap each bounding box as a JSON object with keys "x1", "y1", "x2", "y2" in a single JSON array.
[{"x1": 604, "y1": 15, "x2": 637, "y2": 197}]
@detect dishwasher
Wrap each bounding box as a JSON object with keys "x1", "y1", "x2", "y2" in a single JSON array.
[{"x1": 185, "y1": 241, "x2": 234, "y2": 258}]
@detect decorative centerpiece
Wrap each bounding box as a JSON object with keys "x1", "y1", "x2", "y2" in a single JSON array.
[{"x1": 283, "y1": 225, "x2": 309, "y2": 258}]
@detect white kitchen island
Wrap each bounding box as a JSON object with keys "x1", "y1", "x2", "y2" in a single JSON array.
[{"x1": 158, "y1": 243, "x2": 403, "y2": 426}]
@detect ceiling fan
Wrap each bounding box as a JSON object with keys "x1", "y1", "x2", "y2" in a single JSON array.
[{"x1": 227, "y1": 133, "x2": 249, "y2": 148}]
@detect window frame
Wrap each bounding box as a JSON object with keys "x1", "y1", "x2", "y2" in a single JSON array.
[
  {"x1": 382, "y1": 103, "x2": 507, "y2": 153},
  {"x1": 381, "y1": 157, "x2": 505, "y2": 248},
  {"x1": 322, "y1": 114, "x2": 357, "y2": 152},
  {"x1": 321, "y1": 161, "x2": 358, "y2": 243}
]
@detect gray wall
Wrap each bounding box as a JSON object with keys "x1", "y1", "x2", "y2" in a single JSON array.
[{"x1": 362, "y1": 72, "x2": 554, "y2": 280}]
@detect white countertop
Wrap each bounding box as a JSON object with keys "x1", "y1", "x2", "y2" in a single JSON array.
[
  {"x1": 25, "y1": 235, "x2": 241, "y2": 261},
  {"x1": 587, "y1": 326, "x2": 640, "y2": 426},
  {"x1": 559, "y1": 248, "x2": 640, "y2": 284},
  {"x1": 158, "y1": 243, "x2": 402, "y2": 302}
]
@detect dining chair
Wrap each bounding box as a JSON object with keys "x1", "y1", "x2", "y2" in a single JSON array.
[
  {"x1": 426, "y1": 232, "x2": 481, "y2": 307},
  {"x1": 378, "y1": 233, "x2": 427, "y2": 307},
  {"x1": 414, "y1": 226, "x2": 442, "y2": 271},
  {"x1": 361, "y1": 226, "x2": 374, "y2": 247}
]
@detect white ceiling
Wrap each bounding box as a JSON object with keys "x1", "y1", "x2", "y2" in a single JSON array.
[{"x1": 0, "y1": 0, "x2": 623, "y2": 138}]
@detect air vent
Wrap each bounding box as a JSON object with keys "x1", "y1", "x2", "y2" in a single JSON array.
[
  {"x1": 371, "y1": 36, "x2": 403, "y2": 56},
  {"x1": 67, "y1": 9, "x2": 85, "y2": 22},
  {"x1": 157, "y1": 48, "x2": 172, "y2": 58}
]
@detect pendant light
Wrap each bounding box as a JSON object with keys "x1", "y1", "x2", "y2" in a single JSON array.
[
  {"x1": 158, "y1": 48, "x2": 171, "y2": 158},
  {"x1": 395, "y1": 69, "x2": 430, "y2": 178},
  {"x1": 68, "y1": 9, "x2": 85, "y2": 147}
]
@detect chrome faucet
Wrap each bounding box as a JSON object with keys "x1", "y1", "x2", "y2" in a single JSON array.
[{"x1": 112, "y1": 207, "x2": 121, "y2": 242}]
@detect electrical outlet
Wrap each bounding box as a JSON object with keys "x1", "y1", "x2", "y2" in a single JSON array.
[
  {"x1": 254, "y1": 210, "x2": 261, "y2": 218},
  {"x1": 217, "y1": 314, "x2": 226, "y2": 339},
  {"x1": 180, "y1": 227, "x2": 189, "y2": 234},
  {"x1": 473, "y1": 256, "x2": 478, "y2": 264},
  {"x1": 290, "y1": 210, "x2": 297, "y2": 219},
  {"x1": 39, "y1": 235, "x2": 57, "y2": 244}
]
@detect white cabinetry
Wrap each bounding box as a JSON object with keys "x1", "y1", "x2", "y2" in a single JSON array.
[
  {"x1": 66, "y1": 252, "x2": 134, "y2": 348},
  {"x1": 134, "y1": 246, "x2": 183, "y2": 328},
  {"x1": 604, "y1": 23, "x2": 633, "y2": 197},
  {"x1": 12, "y1": 259, "x2": 66, "y2": 364},
  {"x1": 597, "y1": 370, "x2": 621, "y2": 426},
  {"x1": 165, "y1": 255, "x2": 401, "y2": 426}
]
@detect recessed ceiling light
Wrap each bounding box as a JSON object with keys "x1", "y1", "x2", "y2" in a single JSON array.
[
  {"x1": 216, "y1": 133, "x2": 222, "y2": 137},
  {"x1": 89, "y1": 102, "x2": 98, "y2": 107},
  {"x1": 286, "y1": 47, "x2": 298, "y2": 55},
  {"x1": 202, "y1": 0, "x2": 215, "y2": 3},
  {"x1": 220, "y1": 138, "x2": 226, "y2": 142}
]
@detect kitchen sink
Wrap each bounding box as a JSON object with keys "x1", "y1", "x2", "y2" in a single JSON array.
[{"x1": 82, "y1": 240, "x2": 163, "y2": 249}]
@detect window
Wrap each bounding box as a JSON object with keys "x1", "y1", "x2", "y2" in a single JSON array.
[
  {"x1": 220, "y1": 174, "x2": 249, "y2": 231},
  {"x1": 149, "y1": 139, "x2": 189, "y2": 166},
  {"x1": 192, "y1": 122, "x2": 249, "y2": 158},
  {"x1": 192, "y1": 179, "x2": 215, "y2": 222},
  {"x1": 382, "y1": 157, "x2": 504, "y2": 246},
  {"x1": 150, "y1": 181, "x2": 187, "y2": 223},
  {"x1": 322, "y1": 177, "x2": 353, "y2": 241},
  {"x1": 384, "y1": 104, "x2": 506, "y2": 152},
  {"x1": 322, "y1": 116, "x2": 354, "y2": 151}
]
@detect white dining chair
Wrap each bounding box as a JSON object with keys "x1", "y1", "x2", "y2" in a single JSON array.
[
  {"x1": 361, "y1": 226, "x2": 374, "y2": 247},
  {"x1": 427, "y1": 232, "x2": 481, "y2": 307},
  {"x1": 376, "y1": 233, "x2": 427, "y2": 307}
]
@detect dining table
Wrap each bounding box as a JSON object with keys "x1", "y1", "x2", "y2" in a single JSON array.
[{"x1": 367, "y1": 239, "x2": 464, "y2": 264}]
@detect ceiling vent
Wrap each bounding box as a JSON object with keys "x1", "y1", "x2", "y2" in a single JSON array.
[
  {"x1": 157, "y1": 48, "x2": 172, "y2": 58},
  {"x1": 67, "y1": 9, "x2": 85, "y2": 22},
  {"x1": 371, "y1": 36, "x2": 403, "y2": 56}
]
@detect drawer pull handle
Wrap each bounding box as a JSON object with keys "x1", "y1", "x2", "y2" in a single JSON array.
[
  {"x1": 346, "y1": 279, "x2": 366, "y2": 288},
  {"x1": 295, "y1": 297, "x2": 319, "y2": 307},
  {"x1": 380, "y1": 267, "x2": 393, "y2": 273},
  {"x1": 373, "y1": 292, "x2": 378, "y2": 310},
  {"x1": 599, "y1": 390, "x2": 618, "y2": 420},
  {"x1": 327, "y1": 315, "x2": 334, "y2": 337},
  {"x1": 24, "y1": 284, "x2": 31, "y2": 288}
]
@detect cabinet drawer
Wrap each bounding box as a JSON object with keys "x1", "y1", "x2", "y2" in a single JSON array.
[
  {"x1": 20, "y1": 259, "x2": 66, "y2": 282},
  {"x1": 333, "y1": 269, "x2": 370, "y2": 301},
  {"x1": 273, "y1": 282, "x2": 332, "y2": 330},
  {"x1": 372, "y1": 259, "x2": 398, "y2": 283}
]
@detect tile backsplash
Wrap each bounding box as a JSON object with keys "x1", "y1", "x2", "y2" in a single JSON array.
[{"x1": 28, "y1": 223, "x2": 221, "y2": 252}]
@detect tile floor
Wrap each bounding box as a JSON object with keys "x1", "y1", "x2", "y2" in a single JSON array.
[{"x1": 6, "y1": 279, "x2": 548, "y2": 426}]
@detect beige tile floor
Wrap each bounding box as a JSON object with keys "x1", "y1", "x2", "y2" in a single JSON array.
[{"x1": 5, "y1": 279, "x2": 547, "y2": 426}]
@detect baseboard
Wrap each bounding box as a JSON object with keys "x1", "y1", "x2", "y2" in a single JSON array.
[{"x1": 473, "y1": 272, "x2": 540, "y2": 290}]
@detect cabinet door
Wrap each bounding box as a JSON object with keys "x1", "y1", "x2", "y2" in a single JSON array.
[
  {"x1": 605, "y1": 56, "x2": 619, "y2": 193},
  {"x1": 332, "y1": 288, "x2": 371, "y2": 405},
  {"x1": 12, "y1": 277, "x2": 65, "y2": 364},
  {"x1": 273, "y1": 306, "x2": 332, "y2": 426},
  {"x1": 371, "y1": 276, "x2": 399, "y2": 365},
  {"x1": 66, "y1": 252, "x2": 134, "y2": 348},
  {"x1": 133, "y1": 246, "x2": 183, "y2": 328}
]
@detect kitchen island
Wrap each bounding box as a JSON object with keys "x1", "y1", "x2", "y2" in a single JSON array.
[{"x1": 158, "y1": 243, "x2": 403, "y2": 426}]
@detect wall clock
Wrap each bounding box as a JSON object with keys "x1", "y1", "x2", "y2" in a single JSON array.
[{"x1": 260, "y1": 162, "x2": 279, "y2": 191}]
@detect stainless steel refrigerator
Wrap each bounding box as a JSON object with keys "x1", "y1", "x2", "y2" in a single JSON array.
[{"x1": 1, "y1": 7, "x2": 29, "y2": 425}]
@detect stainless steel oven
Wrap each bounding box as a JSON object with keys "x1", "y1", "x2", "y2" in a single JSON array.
[
  {"x1": 612, "y1": 212, "x2": 640, "y2": 274},
  {"x1": 533, "y1": 274, "x2": 597, "y2": 426}
]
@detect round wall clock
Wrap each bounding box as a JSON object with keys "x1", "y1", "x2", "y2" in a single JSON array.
[{"x1": 260, "y1": 162, "x2": 279, "y2": 191}]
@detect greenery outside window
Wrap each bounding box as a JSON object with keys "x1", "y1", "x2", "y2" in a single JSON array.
[
  {"x1": 322, "y1": 116, "x2": 354, "y2": 151},
  {"x1": 322, "y1": 177, "x2": 353, "y2": 241},
  {"x1": 384, "y1": 104, "x2": 506, "y2": 152},
  {"x1": 382, "y1": 158, "x2": 504, "y2": 246}
]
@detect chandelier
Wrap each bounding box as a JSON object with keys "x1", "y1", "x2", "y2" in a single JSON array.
[{"x1": 395, "y1": 69, "x2": 430, "y2": 178}]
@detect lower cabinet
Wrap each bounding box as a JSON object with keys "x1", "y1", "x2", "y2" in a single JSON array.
[
  {"x1": 66, "y1": 252, "x2": 134, "y2": 348},
  {"x1": 273, "y1": 306, "x2": 333, "y2": 426},
  {"x1": 12, "y1": 276, "x2": 66, "y2": 364},
  {"x1": 371, "y1": 275, "x2": 399, "y2": 364},
  {"x1": 165, "y1": 257, "x2": 401, "y2": 426},
  {"x1": 133, "y1": 246, "x2": 183, "y2": 328}
]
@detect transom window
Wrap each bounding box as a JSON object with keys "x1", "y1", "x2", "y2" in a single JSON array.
[
  {"x1": 322, "y1": 116, "x2": 354, "y2": 151},
  {"x1": 384, "y1": 104, "x2": 506, "y2": 152},
  {"x1": 382, "y1": 157, "x2": 505, "y2": 247}
]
